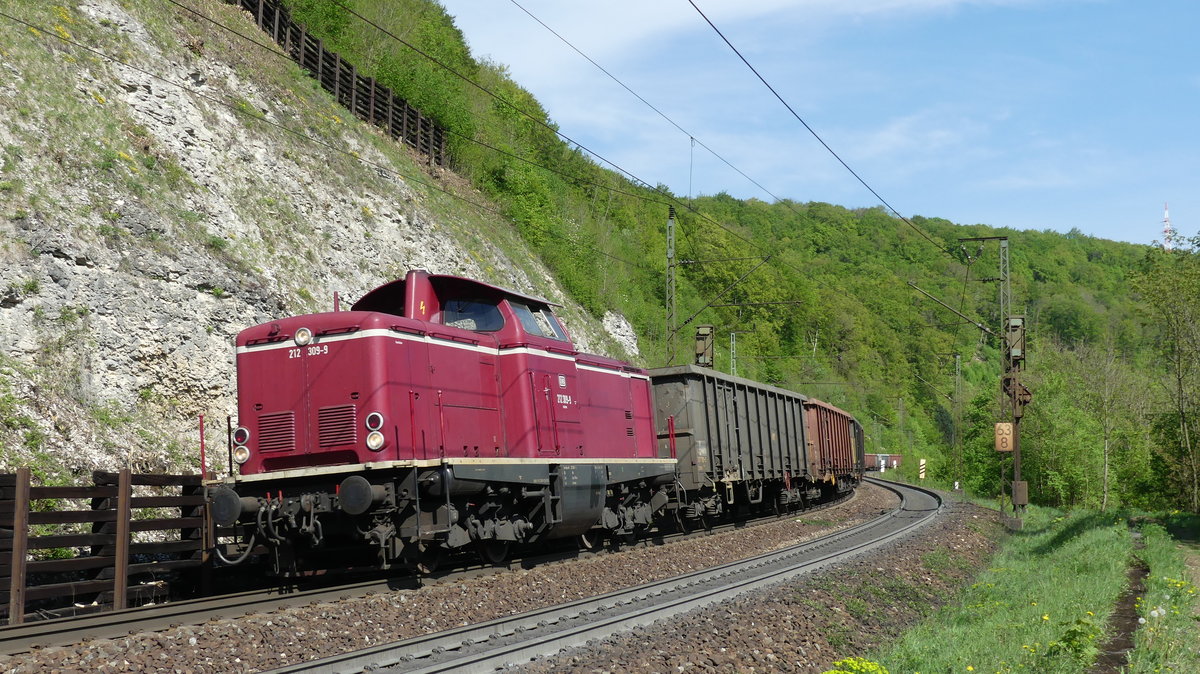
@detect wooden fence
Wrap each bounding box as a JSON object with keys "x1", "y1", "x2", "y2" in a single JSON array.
[
  {"x1": 0, "y1": 468, "x2": 208, "y2": 625},
  {"x1": 229, "y1": 0, "x2": 448, "y2": 166}
]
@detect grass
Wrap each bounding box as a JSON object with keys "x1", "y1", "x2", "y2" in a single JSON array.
[
  {"x1": 879, "y1": 506, "x2": 1132, "y2": 673},
  {"x1": 858, "y1": 505, "x2": 1200, "y2": 674},
  {"x1": 1125, "y1": 513, "x2": 1200, "y2": 672}
]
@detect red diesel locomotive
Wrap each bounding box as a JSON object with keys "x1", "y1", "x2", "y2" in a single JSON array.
[{"x1": 208, "y1": 270, "x2": 862, "y2": 573}]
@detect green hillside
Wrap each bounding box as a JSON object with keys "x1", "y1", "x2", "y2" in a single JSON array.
[{"x1": 272, "y1": 0, "x2": 1200, "y2": 512}]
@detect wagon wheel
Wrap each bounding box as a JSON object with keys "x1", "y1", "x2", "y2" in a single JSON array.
[
  {"x1": 578, "y1": 530, "x2": 604, "y2": 551},
  {"x1": 477, "y1": 539, "x2": 511, "y2": 565},
  {"x1": 673, "y1": 508, "x2": 693, "y2": 534}
]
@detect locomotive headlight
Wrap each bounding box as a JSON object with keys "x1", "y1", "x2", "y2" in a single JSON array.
[
  {"x1": 294, "y1": 327, "x2": 313, "y2": 346},
  {"x1": 365, "y1": 430, "x2": 386, "y2": 451},
  {"x1": 232, "y1": 445, "x2": 252, "y2": 464},
  {"x1": 365, "y1": 412, "x2": 384, "y2": 431},
  {"x1": 232, "y1": 426, "x2": 251, "y2": 446}
]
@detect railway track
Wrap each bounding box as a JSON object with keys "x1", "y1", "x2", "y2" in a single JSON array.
[
  {"x1": 0, "y1": 577, "x2": 405, "y2": 656},
  {"x1": 0, "y1": 487, "x2": 858, "y2": 657},
  {"x1": 267, "y1": 478, "x2": 939, "y2": 673}
]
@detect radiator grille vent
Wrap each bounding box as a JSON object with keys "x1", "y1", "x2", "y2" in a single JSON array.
[
  {"x1": 257, "y1": 411, "x2": 295, "y2": 453},
  {"x1": 624, "y1": 410, "x2": 633, "y2": 420},
  {"x1": 319, "y1": 405, "x2": 358, "y2": 447},
  {"x1": 626, "y1": 427, "x2": 635, "y2": 437}
]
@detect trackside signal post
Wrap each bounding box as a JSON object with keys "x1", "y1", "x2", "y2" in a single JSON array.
[
  {"x1": 694, "y1": 325, "x2": 714, "y2": 367},
  {"x1": 665, "y1": 207, "x2": 678, "y2": 365},
  {"x1": 960, "y1": 236, "x2": 1032, "y2": 521},
  {"x1": 1003, "y1": 315, "x2": 1032, "y2": 513}
]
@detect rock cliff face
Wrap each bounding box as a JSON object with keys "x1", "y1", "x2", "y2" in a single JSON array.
[{"x1": 0, "y1": 0, "x2": 640, "y2": 480}]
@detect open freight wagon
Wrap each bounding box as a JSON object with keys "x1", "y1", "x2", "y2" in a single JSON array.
[{"x1": 648, "y1": 365, "x2": 862, "y2": 524}]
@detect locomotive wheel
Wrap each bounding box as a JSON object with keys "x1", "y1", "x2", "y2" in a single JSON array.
[
  {"x1": 578, "y1": 530, "x2": 603, "y2": 551},
  {"x1": 477, "y1": 540, "x2": 511, "y2": 565},
  {"x1": 415, "y1": 544, "x2": 444, "y2": 574}
]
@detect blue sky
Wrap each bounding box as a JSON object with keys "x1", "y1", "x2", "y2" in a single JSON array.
[{"x1": 438, "y1": 1, "x2": 1197, "y2": 247}]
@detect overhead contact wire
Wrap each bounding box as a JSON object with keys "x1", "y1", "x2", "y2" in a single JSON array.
[
  {"x1": 687, "y1": 0, "x2": 953, "y2": 259},
  {"x1": 166, "y1": 1, "x2": 815, "y2": 326},
  {"x1": 162, "y1": 0, "x2": 666, "y2": 230},
  {"x1": 325, "y1": 0, "x2": 776, "y2": 259},
  {"x1": 508, "y1": 0, "x2": 790, "y2": 207},
  {"x1": 2, "y1": 10, "x2": 648, "y2": 272}
]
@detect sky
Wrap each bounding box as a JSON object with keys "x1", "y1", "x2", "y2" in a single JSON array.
[{"x1": 437, "y1": 0, "x2": 1198, "y2": 247}]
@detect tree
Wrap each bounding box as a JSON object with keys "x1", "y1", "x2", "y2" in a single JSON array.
[{"x1": 1133, "y1": 247, "x2": 1200, "y2": 511}]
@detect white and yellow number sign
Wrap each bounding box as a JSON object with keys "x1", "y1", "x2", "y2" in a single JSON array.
[{"x1": 994, "y1": 422, "x2": 1014, "y2": 452}]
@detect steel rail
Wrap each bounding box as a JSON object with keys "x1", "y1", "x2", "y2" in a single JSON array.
[
  {"x1": 267, "y1": 479, "x2": 940, "y2": 673},
  {"x1": 0, "y1": 488, "x2": 856, "y2": 655},
  {"x1": 0, "y1": 577, "x2": 414, "y2": 656}
]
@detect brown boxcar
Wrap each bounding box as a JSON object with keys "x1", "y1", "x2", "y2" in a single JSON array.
[{"x1": 803, "y1": 398, "x2": 865, "y2": 488}]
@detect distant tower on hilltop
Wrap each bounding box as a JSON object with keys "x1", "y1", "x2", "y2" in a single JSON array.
[{"x1": 1163, "y1": 202, "x2": 1174, "y2": 251}]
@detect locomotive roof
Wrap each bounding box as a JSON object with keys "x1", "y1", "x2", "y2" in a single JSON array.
[{"x1": 352, "y1": 272, "x2": 560, "y2": 311}]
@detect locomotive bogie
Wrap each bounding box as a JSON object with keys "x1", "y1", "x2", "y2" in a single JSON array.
[{"x1": 211, "y1": 460, "x2": 676, "y2": 573}]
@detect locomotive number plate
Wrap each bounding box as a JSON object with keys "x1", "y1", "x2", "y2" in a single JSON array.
[{"x1": 289, "y1": 345, "x2": 329, "y2": 359}]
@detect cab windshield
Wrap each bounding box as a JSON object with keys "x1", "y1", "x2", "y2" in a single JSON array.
[
  {"x1": 509, "y1": 301, "x2": 567, "y2": 340},
  {"x1": 441, "y1": 298, "x2": 504, "y2": 332}
]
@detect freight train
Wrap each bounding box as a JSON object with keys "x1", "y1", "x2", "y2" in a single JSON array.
[{"x1": 207, "y1": 270, "x2": 864, "y2": 574}]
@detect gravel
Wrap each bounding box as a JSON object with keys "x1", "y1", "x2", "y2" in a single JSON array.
[
  {"x1": 0, "y1": 483, "x2": 990, "y2": 674},
  {"x1": 520, "y1": 497, "x2": 1002, "y2": 673}
]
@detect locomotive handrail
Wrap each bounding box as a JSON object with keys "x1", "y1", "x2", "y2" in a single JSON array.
[
  {"x1": 427, "y1": 330, "x2": 481, "y2": 345},
  {"x1": 316, "y1": 326, "x2": 360, "y2": 337}
]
